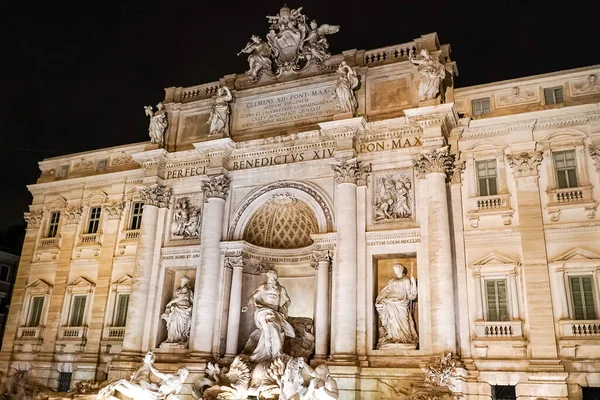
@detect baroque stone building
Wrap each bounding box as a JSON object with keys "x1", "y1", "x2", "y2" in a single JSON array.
[{"x1": 2, "y1": 17, "x2": 600, "y2": 399}]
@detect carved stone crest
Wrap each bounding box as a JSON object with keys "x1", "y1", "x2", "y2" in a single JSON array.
[{"x1": 373, "y1": 170, "x2": 414, "y2": 223}]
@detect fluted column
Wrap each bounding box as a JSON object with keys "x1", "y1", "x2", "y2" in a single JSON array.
[
  {"x1": 225, "y1": 256, "x2": 244, "y2": 357},
  {"x1": 312, "y1": 250, "x2": 332, "y2": 360},
  {"x1": 330, "y1": 159, "x2": 370, "y2": 361},
  {"x1": 190, "y1": 175, "x2": 230, "y2": 357},
  {"x1": 413, "y1": 147, "x2": 456, "y2": 354},
  {"x1": 122, "y1": 184, "x2": 171, "y2": 355}
]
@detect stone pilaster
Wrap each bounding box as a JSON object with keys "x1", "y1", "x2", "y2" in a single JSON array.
[
  {"x1": 312, "y1": 250, "x2": 332, "y2": 361},
  {"x1": 413, "y1": 146, "x2": 456, "y2": 354},
  {"x1": 122, "y1": 185, "x2": 171, "y2": 356},
  {"x1": 506, "y1": 150, "x2": 560, "y2": 364},
  {"x1": 330, "y1": 159, "x2": 369, "y2": 362},
  {"x1": 224, "y1": 256, "x2": 244, "y2": 357},
  {"x1": 190, "y1": 175, "x2": 230, "y2": 358}
]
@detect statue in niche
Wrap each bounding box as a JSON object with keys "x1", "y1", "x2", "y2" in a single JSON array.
[
  {"x1": 98, "y1": 351, "x2": 189, "y2": 400},
  {"x1": 171, "y1": 198, "x2": 201, "y2": 238},
  {"x1": 238, "y1": 35, "x2": 273, "y2": 78},
  {"x1": 207, "y1": 87, "x2": 233, "y2": 136},
  {"x1": 409, "y1": 49, "x2": 446, "y2": 101},
  {"x1": 374, "y1": 174, "x2": 413, "y2": 222},
  {"x1": 331, "y1": 61, "x2": 359, "y2": 114},
  {"x1": 300, "y1": 20, "x2": 339, "y2": 63},
  {"x1": 375, "y1": 263, "x2": 418, "y2": 347},
  {"x1": 161, "y1": 275, "x2": 194, "y2": 346},
  {"x1": 144, "y1": 102, "x2": 168, "y2": 147},
  {"x1": 242, "y1": 269, "x2": 296, "y2": 362}
]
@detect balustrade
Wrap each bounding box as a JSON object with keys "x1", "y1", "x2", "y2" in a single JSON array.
[{"x1": 364, "y1": 42, "x2": 416, "y2": 65}]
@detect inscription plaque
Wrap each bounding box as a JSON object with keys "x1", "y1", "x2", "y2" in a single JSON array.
[{"x1": 234, "y1": 86, "x2": 337, "y2": 131}]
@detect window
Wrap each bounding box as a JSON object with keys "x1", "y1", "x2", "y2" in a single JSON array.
[
  {"x1": 87, "y1": 207, "x2": 102, "y2": 234},
  {"x1": 114, "y1": 294, "x2": 130, "y2": 327},
  {"x1": 569, "y1": 276, "x2": 596, "y2": 320},
  {"x1": 129, "y1": 202, "x2": 143, "y2": 230},
  {"x1": 485, "y1": 279, "x2": 509, "y2": 322},
  {"x1": 491, "y1": 385, "x2": 516, "y2": 400},
  {"x1": 68, "y1": 295, "x2": 87, "y2": 326},
  {"x1": 57, "y1": 165, "x2": 69, "y2": 178},
  {"x1": 0, "y1": 265, "x2": 9, "y2": 282},
  {"x1": 544, "y1": 86, "x2": 564, "y2": 105},
  {"x1": 97, "y1": 159, "x2": 108, "y2": 171},
  {"x1": 472, "y1": 98, "x2": 491, "y2": 116},
  {"x1": 47, "y1": 211, "x2": 61, "y2": 238},
  {"x1": 27, "y1": 296, "x2": 44, "y2": 327},
  {"x1": 476, "y1": 159, "x2": 497, "y2": 196},
  {"x1": 553, "y1": 150, "x2": 578, "y2": 189},
  {"x1": 58, "y1": 372, "x2": 72, "y2": 392}
]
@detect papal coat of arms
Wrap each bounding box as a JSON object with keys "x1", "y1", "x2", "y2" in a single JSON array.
[{"x1": 238, "y1": 5, "x2": 339, "y2": 78}]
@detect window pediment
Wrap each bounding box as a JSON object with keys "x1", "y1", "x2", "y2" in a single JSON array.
[
  {"x1": 25, "y1": 279, "x2": 53, "y2": 294},
  {"x1": 471, "y1": 252, "x2": 520, "y2": 268},
  {"x1": 66, "y1": 276, "x2": 95, "y2": 294}
]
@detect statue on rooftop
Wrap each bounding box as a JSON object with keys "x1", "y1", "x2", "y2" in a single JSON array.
[
  {"x1": 300, "y1": 20, "x2": 339, "y2": 63},
  {"x1": 331, "y1": 61, "x2": 359, "y2": 114},
  {"x1": 238, "y1": 35, "x2": 273, "y2": 78},
  {"x1": 409, "y1": 49, "x2": 446, "y2": 101},
  {"x1": 207, "y1": 86, "x2": 233, "y2": 136},
  {"x1": 144, "y1": 102, "x2": 168, "y2": 147}
]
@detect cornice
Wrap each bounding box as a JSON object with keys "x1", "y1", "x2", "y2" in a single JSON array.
[
  {"x1": 464, "y1": 228, "x2": 521, "y2": 241},
  {"x1": 27, "y1": 170, "x2": 145, "y2": 195}
]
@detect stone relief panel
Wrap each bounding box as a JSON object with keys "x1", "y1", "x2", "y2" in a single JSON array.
[
  {"x1": 368, "y1": 77, "x2": 411, "y2": 112},
  {"x1": 169, "y1": 195, "x2": 203, "y2": 240},
  {"x1": 493, "y1": 86, "x2": 539, "y2": 108},
  {"x1": 372, "y1": 169, "x2": 415, "y2": 225},
  {"x1": 180, "y1": 112, "x2": 210, "y2": 143},
  {"x1": 570, "y1": 74, "x2": 600, "y2": 97}
]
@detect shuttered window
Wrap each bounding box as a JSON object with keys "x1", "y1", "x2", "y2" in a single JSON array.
[
  {"x1": 472, "y1": 98, "x2": 491, "y2": 116},
  {"x1": 114, "y1": 294, "x2": 130, "y2": 327},
  {"x1": 27, "y1": 297, "x2": 44, "y2": 327},
  {"x1": 485, "y1": 279, "x2": 509, "y2": 321},
  {"x1": 544, "y1": 86, "x2": 564, "y2": 105},
  {"x1": 476, "y1": 159, "x2": 498, "y2": 196},
  {"x1": 69, "y1": 295, "x2": 87, "y2": 327},
  {"x1": 553, "y1": 150, "x2": 578, "y2": 189},
  {"x1": 570, "y1": 276, "x2": 596, "y2": 320}
]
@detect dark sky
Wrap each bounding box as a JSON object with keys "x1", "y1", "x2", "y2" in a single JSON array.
[{"x1": 1, "y1": 0, "x2": 599, "y2": 232}]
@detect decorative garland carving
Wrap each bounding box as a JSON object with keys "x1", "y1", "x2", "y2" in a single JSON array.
[
  {"x1": 103, "y1": 202, "x2": 124, "y2": 220},
  {"x1": 139, "y1": 184, "x2": 172, "y2": 208},
  {"x1": 24, "y1": 211, "x2": 44, "y2": 229},
  {"x1": 202, "y1": 175, "x2": 230, "y2": 200},
  {"x1": 331, "y1": 159, "x2": 371, "y2": 185},
  {"x1": 506, "y1": 151, "x2": 543, "y2": 177},
  {"x1": 589, "y1": 147, "x2": 600, "y2": 170},
  {"x1": 62, "y1": 206, "x2": 83, "y2": 225},
  {"x1": 412, "y1": 147, "x2": 455, "y2": 179}
]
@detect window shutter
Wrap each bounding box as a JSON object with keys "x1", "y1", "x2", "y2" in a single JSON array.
[
  {"x1": 115, "y1": 294, "x2": 130, "y2": 327},
  {"x1": 570, "y1": 276, "x2": 596, "y2": 320},
  {"x1": 27, "y1": 297, "x2": 44, "y2": 327},
  {"x1": 486, "y1": 279, "x2": 509, "y2": 322}
]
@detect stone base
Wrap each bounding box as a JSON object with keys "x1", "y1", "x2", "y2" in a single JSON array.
[
  {"x1": 377, "y1": 342, "x2": 418, "y2": 350},
  {"x1": 144, "y1": 143, "x2": 162, "y2": 151},
  {"x1": 418, "y1": 97, "x2": 441, "y2": 107},
  {"x1": 159, "y1": 342, "x2": 187, "y2": 349},
  {"x1": 333, "y1": 112, "x2": 354, "y2": 120}
]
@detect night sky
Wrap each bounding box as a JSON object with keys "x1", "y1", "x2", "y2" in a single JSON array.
[{"x1": 1, "y1": 0, "x2": 599, "y2": 238}]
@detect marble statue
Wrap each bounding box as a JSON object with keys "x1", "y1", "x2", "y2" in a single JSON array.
[
  {"x1": 144, "y1": 102, "x2": 168, "y2": 146},
  {"x1": 374, "y1": 174, "x2": 413, "y2": 222},
  {"x1": 161, "y1": 276, "x2": 194, "y2": 346},
  {"x1": 242, "y1": 269, "x2": 296, "y2": 362},
  {"x1": 238, "y1": 35, "x2": 273, "y2": 78},
  {"x1": 375, "y1": 263, "x2": 419, "y2": 346},
  {"x1": 303, "y1": 364, "x2": 339, "y2": 400},
  {"x1": 207, "y1": 87, "x2": 233, "y2": 136},
  {"x1": 409, "y1": 49, "x2": 446, "y2": 101},
  {"x1": 331, "y1": 62, "x2": 359, "y2": 114},
  {"x1": 171, "y1": 198, "x2": 201, "y2": 238},
  {"x1": 98, "y1": 351, "x2": 189, "y2": 400},
  {"x1": 300, "y1": 20, "x2": 339, "y2": 63},
  {"x1": 193, "y1": 355, "x2": 251, "y2": 400}
]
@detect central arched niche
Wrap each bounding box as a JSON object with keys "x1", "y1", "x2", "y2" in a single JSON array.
[{"x1": 243, "y1": 193, "x2": 319, "y2": 249}]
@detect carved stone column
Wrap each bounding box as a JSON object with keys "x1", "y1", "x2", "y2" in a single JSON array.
[
  {"x1": 122, "y1": 184, "x2": 171, "y2": 355},
  {"x1": 413, "y1": 147, "x2": 456, "y2": 354},
  {"x1": 224, "y1": 256, "x2": 244, "y2": 357},
  {"x1": 330, "y1": 159, "x2": 369, "y2": 361},
  {"x1": 312, "y1": 250, "x2": 332, "y2": 360},
  {"x1": 506, "y1": 151, "x2": 559, "y2": 362},
  {"x1": 190, "y1": 175, "x2": 230, "y2": 357}
]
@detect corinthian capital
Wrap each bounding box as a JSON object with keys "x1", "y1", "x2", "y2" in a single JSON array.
[
  {"x1": 139, "y1": 184, "x2": 172, "y2": 208},
  {"x1": 24, "y1": 210, "x2": 44, "y2": 230},
  {"x1": 104, "y1": 202, "x2": 124, "y2": 220},
  {"x1": 331, "y1": 159, "x2": 370, "y2": 185},
  {"x1": 311, "y1": 250, "x2": 333, "y2": 269},
  {"x1": 450, "y1": 160, "x2": 465, "y2": 185},
  {"x1": 412, "y1": 147, "x2": 455, "y2": 179},
  {"x1": 62, "y1": 206, "x2": 83, "y2": 225},
  {"x1": 202, "y1": 175, "x2": 230, "y2": 200},
  {"x1": 589, "y1": 147, "x2": 600, "y2": 170},
  {"x1": 506, "y1": 151, "x2": 543, "y2": 178}
]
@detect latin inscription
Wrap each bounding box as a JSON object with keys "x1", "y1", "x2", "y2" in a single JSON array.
[
  {"x1": 235, "y1": 87, "x2": 337, "y2": 130},
  {"x1": 232, "y1": 148, "x2": 335, "y2": 170},
  {"x1": 357, "y1": 137, "x2": 422, "y2": 153},
  {"x1": 166, "y1": 166, "x2": 207, "y2": 179}
]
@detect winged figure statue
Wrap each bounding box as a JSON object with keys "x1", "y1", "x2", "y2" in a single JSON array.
[{"x1": 301, "y1": 20, "x2": 340, "y2": 62}]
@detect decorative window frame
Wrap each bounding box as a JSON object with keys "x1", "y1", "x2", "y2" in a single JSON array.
[
  {"x1": 463, "y1": 143, "x2": 514, "y2": 228},
  {"x1": 540, "y1": 131, "x2": 598, "y2": 221},
  {"x1": 469, "y1": 252, "x2": 524, "y2": 339},
  {"x1": 102, "y1": 275, "x2": 132, "y2": 341},
  {"x1": 119, "y1": 189, "x2": 143, "y2": 244},
  {"x1": 16, "y1": 279, "x2": 53, "y2": 342},
  {"x1": 57, "y1": 277, "x2": 95, "y2": 344},
  {"x1": 36, "y1": 197, "x2": 67, "y2": 255},
  {"x1": 550, "y1": 247, "x2": 600, "y2": 339},
  {"x1": 77, "y1": 191, "x2": 108, "y2": 248}
]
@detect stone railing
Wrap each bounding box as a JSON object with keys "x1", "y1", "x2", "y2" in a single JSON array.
[
  {"x1": 103, "y1": 327, "x2": 126, "y2": 340},
  {"x1": 472, "y1": 194, "x2": 510, "y2": 211},
  {"x1": 475, "y1": 320, "x2": 523, "y2": 338},
  {"x1": 559, "y1": 320, "x2": 600, "y2": 337},
  {"x1": 17, "y1": 326, "x2": 44, "y2": 340},
  {"x1": 466, "y1": 193, "x2": 513, "y2": 227},
  {"x1": 547, "y1": 185, "x2": 593, "y2": 205},
  {"x1": 122, "y1": 230, "x2": 140, "y2": 241},
  {"x1": 38, "y1": 236, "x2": 60, "y2": 248},
  {"x1": 80, "y1": 231, "x2": 102, "y2": 245},
  {"x1": 181, "y1": 82, "x2": 221, "y2": 103},
  {"x1": 364, "y1": 42, "x2": 416, "y2": 65},
  {"x1": 58, "y1": 326, "x2": 87, "y2": 340}
]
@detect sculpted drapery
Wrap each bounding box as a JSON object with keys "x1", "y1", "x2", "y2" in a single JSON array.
[
  {"x1": 161, "y1": 276, "x2": 194, "y2": 345},
  {"x1": 376, "y1": 263, "x2": 419, "y2": 346},
  {"x1": 207, "y1": 87, "x2": 233, "y2": 136},
  {"x1": 409, "y1": 49, "x2": 446, "y2": 101}
]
